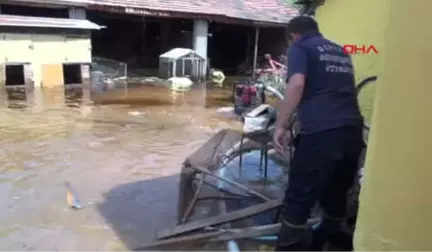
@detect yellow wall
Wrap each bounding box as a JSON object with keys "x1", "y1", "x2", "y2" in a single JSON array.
[
  {"x1": 315, "y1": 0, "x2": 387, "y2": 83},
  {"x1": 316, "y1": 0, "x2": 432, "y2": 250},
  {"x1": 0, "y1": 32, "x2": 91, "y2": 87},
  {"x1": 315, "y1": 0, "x2": 387, "y2": 123}
]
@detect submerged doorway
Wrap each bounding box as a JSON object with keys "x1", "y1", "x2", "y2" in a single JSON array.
[
  {"x1": 63, "y1": 64, "x2": 82, "y2": 85},
  {"x1": 5, "y1": 64, "x2": 25, "y2": 86}
]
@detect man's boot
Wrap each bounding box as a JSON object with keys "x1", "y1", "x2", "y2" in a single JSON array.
[
  {"x1": 275, "y1": 219, "x2": 312, "y2": 251},
  {"x1": 310, "y1": 216, "x2": 344, "y2": 251}
]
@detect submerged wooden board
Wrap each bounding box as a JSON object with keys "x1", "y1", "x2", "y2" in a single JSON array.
[{"x1": 157, "y1": 198, "x2": 282, "y2": 239}]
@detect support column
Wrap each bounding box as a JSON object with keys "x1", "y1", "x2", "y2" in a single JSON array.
[
  {"x1": 252, "y1": 26, "x2": 260, "y2": 77},
  {"x1": 68, "y1": 7, "x2": 86, "y2": 19},
  {"x1": 354, "y1": 0, "x2": 432, "y2": 250},
  {"x1": 140, "y1": 19, "x2": 146, "y2": 66},
  {"x1": 160, "y1": 19, "x2": 170, "y2": 54},
  {"x1": 193, "y1": 19, "x2": 208, "y2": 76}
]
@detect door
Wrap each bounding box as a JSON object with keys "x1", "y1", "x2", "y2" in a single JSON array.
[{"x1": 41, "y1": 64, "x2": 63, "y2": 88}]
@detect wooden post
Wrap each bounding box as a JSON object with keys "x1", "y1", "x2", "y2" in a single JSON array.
[
  {"x1": 140, "y1": 17, "x2": 146, "y2": 66},
  {"x1": 252, "y1": 26, "x2": 260, "y2": 77}
]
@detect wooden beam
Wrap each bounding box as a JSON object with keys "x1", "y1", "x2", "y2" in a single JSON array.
[
  {"x1": 138, "y1": 224, "x2": 281, "y2": 249},
  {"x1": 157, "y1": 198, "x2": 282, "y2": 239},
  {"x1": 209, "y1": 223, "x2": 280, "y2": 242},
  {"x1": 180, "y1": 174, "x2": 205, "y2": 223},
  {"x1": 136, "y1": 229, "x2": 226, "y2": 249}
]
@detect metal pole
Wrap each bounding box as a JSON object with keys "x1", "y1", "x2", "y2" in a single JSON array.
[
  {"x1": 182, "y1": 58, "x2": 185, "y2": 76},
  {"x1": 252, "y1": 26, "x2": 260, "y2": 77}
]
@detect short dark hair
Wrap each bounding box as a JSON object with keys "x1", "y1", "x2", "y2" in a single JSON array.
[{"x1": 286, "y1": 16, "x2": 319, "y2": 35}]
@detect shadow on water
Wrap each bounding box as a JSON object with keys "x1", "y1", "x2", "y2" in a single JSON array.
[
  {"x1": 95, "y1": 151, "x2": 287, "y2": 251},
  {"x1": 96, "y1": 175, "x2": 182, "y2": 250},
  {"x1": 96, "y1": 181, "x2": 184, "y2": 251}
]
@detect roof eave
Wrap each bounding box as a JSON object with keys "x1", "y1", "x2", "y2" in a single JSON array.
[
  {"x1": 0, "y1": 14, "x2": 103, "y2": 30},
  {"x1": 1, "y1": 0, "x2": 88, "y2": 8},
  {"x1": 88, "y1": 4, "x2": 298, "y2": 27}
]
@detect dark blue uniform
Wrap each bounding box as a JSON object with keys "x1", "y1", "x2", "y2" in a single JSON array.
[
  {"x1": 277, "y1": 32, "x2": 365, "y2": 251},
  {"x1": 287, "y1": 32, "x2": 363, "y2": 133}
]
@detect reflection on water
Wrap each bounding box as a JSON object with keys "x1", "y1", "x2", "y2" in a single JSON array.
[{"x1": 0, "y1": 83, "x2": 245, "y2": 250}]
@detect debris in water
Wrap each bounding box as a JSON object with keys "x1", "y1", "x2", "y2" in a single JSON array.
[
  {"x1": 168, "y1": 77, "x2": 193, "y2": 92},
  {"x1": 65, "y1": 182, "x2": 82, "y2": 209},
  {"x1": 216, "y1": 107, "x2": 234, "y2": 113},
  {"x1": 128, "y1": 111, "x2": 143, "y2": 116}
]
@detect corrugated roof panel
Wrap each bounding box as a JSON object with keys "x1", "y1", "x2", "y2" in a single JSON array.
[{"x1": 0, "y1": 14, "x2": 103, "y2": 30}]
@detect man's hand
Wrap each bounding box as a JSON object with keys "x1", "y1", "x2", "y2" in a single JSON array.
[{"x1": 273, "y1": 126, "x2": 291, "y2": 154}]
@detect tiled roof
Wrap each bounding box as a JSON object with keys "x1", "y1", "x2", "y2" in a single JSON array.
[
  {"x1": 11, "y1": 0, "x2": 299, "y2": 24},
  {"x1": 0, "y1": 14, "x2": 102, "y2": 29},
  {"x1": 90, "y1": 0, "x2": 299, "y2": 24}
]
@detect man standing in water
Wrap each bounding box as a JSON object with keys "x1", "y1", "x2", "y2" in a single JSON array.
[{"x1": 273, "y1": 16, "x2": 364, "y2": 251}]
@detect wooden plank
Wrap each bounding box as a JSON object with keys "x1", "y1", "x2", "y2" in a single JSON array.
[
  {"x1": 209, "y1": 217, "x2": 321, "y2": 243},
  {"x1": 157, "y1": 198, "x2": 282, "y2": 239},
  {"x1": 181, "y1": 174, "x2": 205, "y2": 223},
  {"x1": 135, "y1": 229, "x2": 226, "y2": 250},
  {"x1": 147, "y1": 217, "x2": 321, "y2": 249},
  {"x1": 137, "y1": 224, "x2": 279, "y2": 250},
  {"x1": 210, "y1": 223, "x2": 280, "y2": 242}
]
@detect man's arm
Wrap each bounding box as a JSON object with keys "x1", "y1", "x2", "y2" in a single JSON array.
[{"x1": 275, "y1": 46, "x2": 307, "y2": 129}]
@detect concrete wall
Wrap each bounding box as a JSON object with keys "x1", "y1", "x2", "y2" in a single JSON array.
[
  {"x1": 0, "y1": 32, "x2": 92, "y2": 87},
  {"x1": 316, "y1": 0, "x2": 432, "y2": 250}
]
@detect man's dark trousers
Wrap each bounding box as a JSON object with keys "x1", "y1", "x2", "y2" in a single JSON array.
[{"x1": 275, "y1": 126, "x2": 364, "y2": 251}]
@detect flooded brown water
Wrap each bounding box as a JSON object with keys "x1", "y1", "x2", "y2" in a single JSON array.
[{"x1": 0, "y1": 84, "x2": 244, "y2": 250}]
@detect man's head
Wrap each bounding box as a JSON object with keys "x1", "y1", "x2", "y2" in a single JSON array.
[{"x1": 286, "y1": 16, "x2": 319, "y2": 45}]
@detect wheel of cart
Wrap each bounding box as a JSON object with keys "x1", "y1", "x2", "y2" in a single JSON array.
[{"x1": 356, "y1": 76, "x2": 377, "y2": 144}]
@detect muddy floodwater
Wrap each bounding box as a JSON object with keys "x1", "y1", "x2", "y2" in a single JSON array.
[{"x1": 0, "y1": 84, "x2": 245, "y2": 250}]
